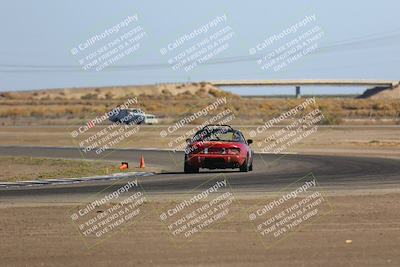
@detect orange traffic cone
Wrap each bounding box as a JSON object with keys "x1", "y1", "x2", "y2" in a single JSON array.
[
  {"x1": 139, "y1": 155, "x2": 145, "y2": 168},
  {"x1": 119, "y1": 162, "x2": 128, "y2": 171}
]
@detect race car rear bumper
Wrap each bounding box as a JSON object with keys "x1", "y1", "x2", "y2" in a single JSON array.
[{"x1": 186, "y1": 154, "x2": 246, "y2": 169}]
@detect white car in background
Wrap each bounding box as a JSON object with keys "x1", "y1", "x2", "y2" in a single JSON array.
[{"x1": 144, "y1": 114, "x2": 159, "y2": 125}]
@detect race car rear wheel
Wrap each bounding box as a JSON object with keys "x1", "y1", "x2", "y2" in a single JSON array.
[
  {"x1": 239, "y1": 158, "x2": 249, "y2": 172},
  {"x1": 184, "y1": 161, "x2": 199, "y2": 173}
]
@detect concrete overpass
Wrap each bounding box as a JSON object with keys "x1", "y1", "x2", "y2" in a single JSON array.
[{"x1": 210, "y1": 79, "x2": 400, "y2": 98}]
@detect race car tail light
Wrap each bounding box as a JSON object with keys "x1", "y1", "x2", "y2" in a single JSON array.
[
  {"x1": 194, "y1": 148, "x2": 207, "y2": 154},
  {"x1": 186, "y1": 145, "x2": 201, "y2": 154},
  {"x1": 225, "y1": 148, "x2": 240, "y2": 155},
  {"x1": 192, "y1": 147, "x2": 240, "y2": 155}
]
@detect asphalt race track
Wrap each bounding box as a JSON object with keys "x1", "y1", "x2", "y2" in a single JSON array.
[{"x1": 0, "y1": 146, "x2": 400, "y2": 199}]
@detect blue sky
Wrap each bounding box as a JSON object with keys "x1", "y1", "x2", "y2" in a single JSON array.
[{"x1": 0, "y1": 0, "x2": 399, "y2": 95}]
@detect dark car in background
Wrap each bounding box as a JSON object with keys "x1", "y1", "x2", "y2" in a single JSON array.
[
  {"x1": 109, "y1": 109, "x2": 159, "y2": 125},
  {"x1": 109, "y1": 108, "x2": 145, "y2": 125}
]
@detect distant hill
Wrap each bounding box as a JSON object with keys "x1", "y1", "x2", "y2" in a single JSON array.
[
  {"x1": 0, "y1": 82, "x2": 237, "y2": 100},
  {"x1": 358, "y1": 84, "x2": 400, "y2": 99}
]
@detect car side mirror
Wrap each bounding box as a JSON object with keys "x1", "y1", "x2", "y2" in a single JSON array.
[
  {"x1": 186, "y1": 138, "x2": 191, "y2": 143},
  {"x1": 247, "y1": 139, "x2": 253, "y2": 144}
]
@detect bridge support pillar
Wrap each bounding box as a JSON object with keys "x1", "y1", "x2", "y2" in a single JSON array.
[{"x1": 295, "y1": 86, "x2": 301, "y2": 99}]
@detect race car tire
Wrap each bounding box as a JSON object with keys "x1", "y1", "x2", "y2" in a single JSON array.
[
  {"x1": 184, "y1": 161, "x2": 199, "y2": 173},
  {"x1": 239, "y1": 157, "x2": 249, "y2": 172}
]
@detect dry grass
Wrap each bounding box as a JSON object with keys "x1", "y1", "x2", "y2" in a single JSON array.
[
  {"x1": 0, "y1": 156, "x2": 125, "y2": 181},
  {"x1": 0, "y1": 156, "x2": 156, "y2": 182},
  {"x1": 0, "y1": 83, "x2": 399, "y2": 125}
]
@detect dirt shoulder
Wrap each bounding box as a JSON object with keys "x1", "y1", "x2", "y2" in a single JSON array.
[{"x1": 0, "y1": 192, "x2": 399, "y2": 266}]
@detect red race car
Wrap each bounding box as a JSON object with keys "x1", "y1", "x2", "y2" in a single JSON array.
[{"x1": 184, "y1": 125, "x2": 254, "y2": 173}]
